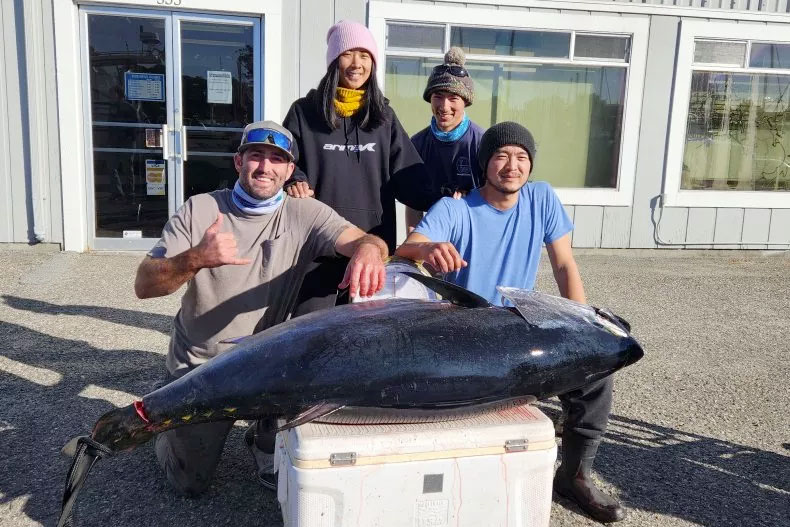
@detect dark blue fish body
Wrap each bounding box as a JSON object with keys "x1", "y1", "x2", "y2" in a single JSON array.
[{"x1": 91, "y1": 277, "x2": 643, "y2": 452}]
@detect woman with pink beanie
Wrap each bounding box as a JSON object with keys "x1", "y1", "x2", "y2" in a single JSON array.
[{"x1": 283, "y1": 19, "x2": 436, "y2": 316}]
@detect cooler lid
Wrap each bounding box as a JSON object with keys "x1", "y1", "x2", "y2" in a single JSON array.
[{"x1": 283, "y1": 402, "x2": 556, "y2": 468}]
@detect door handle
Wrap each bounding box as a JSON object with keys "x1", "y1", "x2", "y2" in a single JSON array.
[
  {"x1": 161, "y1": 124, "x2": 169, "y2": 160},
  {"x1": 181, "y1": 126, "x2": 188, "y2": 162}
]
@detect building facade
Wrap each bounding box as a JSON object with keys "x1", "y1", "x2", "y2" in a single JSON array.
[{"x1": 2, "y1": 0, "x2": 789, "y2": 251}]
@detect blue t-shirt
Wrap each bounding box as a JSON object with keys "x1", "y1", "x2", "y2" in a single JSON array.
[{"x1": 414, "y1": 182, "x2": 573, "y2": 306}]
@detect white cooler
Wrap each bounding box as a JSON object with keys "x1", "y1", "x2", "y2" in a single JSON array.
[{"x1": 276, "y1": 402, "x2": 557, "y2": 527}]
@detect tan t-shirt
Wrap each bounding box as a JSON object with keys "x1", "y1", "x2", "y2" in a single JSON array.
[{"x1": 148, "y1": 189, "x2": 351, "y2": 374}]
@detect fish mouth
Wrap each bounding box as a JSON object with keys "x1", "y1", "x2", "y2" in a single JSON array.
[{"x1": 623, "y1": 340, "x2": 645, "y2": 367}]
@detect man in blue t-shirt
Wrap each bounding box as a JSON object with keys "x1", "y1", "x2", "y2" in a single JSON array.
[{"x1": 396, "y1": 122, "x2": 626, "y2": 523}]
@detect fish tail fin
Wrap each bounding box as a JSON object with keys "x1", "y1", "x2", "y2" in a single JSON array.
[
  {"x1": 57, "y1": 403, "x2": 153, "y2": 527},
  {"x1": 89, "y1": 402, "x2": 154, "y2": 453}
]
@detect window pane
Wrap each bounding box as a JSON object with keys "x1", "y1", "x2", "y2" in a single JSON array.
[
  {"x1": 385, "y1": 56, "x2": 443, "y2": 134},
  {"x1": 749, "y1": 43, "x2": 790, "y2": 69},
  {"x1": 575, "y1": 35, "x2": 630, "y2": 61},
  {"x1": 682, "y1": 71, "x2": 790, "y2": 192},
  {"x1": 387, "y1": 23, "x2": 444, "y2": 52},
  {"x1": 450, "y1": 27, "x2": 570, "y2": 58},
  {"x1": 386, "y1": 58, "x2": 626, "y2": 188},
  {"x1": 693, "y1": 40, "x2": 746, "y2": 66}
]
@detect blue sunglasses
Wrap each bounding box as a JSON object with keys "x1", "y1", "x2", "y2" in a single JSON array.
[{"x1": 242, "y1": 128, "x2": 292, "y2": 152}]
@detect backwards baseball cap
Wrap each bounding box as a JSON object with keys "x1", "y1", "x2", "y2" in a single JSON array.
[{"x1": 237, "y1": 121, "x2": 296, "y2": 161}]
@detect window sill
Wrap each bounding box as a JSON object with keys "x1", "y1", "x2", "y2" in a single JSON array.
[{"x1": 663, "y1": 190, "x2": 790, "y2": 209}]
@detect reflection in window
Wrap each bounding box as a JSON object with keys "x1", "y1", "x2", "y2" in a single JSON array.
[
  {"x1": 387, "y1": 23, "x2": 445, "y2": 52},
  {"x1": 749, "y1": 43, "x2": 790, "y2": 69},
  {"x1": 682, "y1": 72, "x2": 790, "y2": 192},
  {"x1": 450, "y1": 27, "x2": 570, "y2": 58},
  {"x1": 387, "y1": 58, "x2": 626, "y2": 188},
  {"x1": 693, "y1": 40, "x2": 746, "y2": 67},
  {"x1": 88, "y1": 16, "x2": 167, "y2": 124},
  {"x1": 180, "y1": 22, "x2": 254, "y2": 128},
  {"x1": 575, "y1": 35, "x2": 630, "y2": 61}
]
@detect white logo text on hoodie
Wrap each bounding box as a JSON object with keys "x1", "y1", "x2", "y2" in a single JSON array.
[{"x1": 323, "y1": 143, "x2": 376, "y2": 152}]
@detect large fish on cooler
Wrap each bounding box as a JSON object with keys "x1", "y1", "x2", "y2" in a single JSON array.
[{"x1": 57, "y1": 274, "x2": 643, "y2": 525}]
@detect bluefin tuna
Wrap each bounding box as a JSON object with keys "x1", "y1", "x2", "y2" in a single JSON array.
[{"x1": 57, "y1": 274, "x2": 643, "y2": 525}]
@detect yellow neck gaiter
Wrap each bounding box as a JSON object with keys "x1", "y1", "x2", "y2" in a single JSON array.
[{"x1": 334, "y1": 87, "x2": 365, "y2": 117}]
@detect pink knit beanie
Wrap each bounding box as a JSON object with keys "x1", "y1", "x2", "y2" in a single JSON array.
[{"x1": 326, "y1": 20, "x2": 378, "y2": 67}]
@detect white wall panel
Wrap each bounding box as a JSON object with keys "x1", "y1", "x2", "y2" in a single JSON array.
[
  {"x1": 601, "y1": 207, "x2": 632, "y2": 248},
  {"x1": 300, "y1": 0, "x2": 335, "y2": 96},
  {"x1": 1, "y1": 0, "x2": 30, "y2": 243},
  {"x1": 713, "y1": 208, "x2": 744, "y2": 249},
  {"x1": 685, "y1": 208, "x2": 716, "y2": 247},
  {"x1": 654, "y1": 207, "x2": 689, "y2": 246},
  {"x1": 281, "y1": 0, "x2": 300, "y2": 115},
  {"x1": 573, "y1": 206, "x2": 604, "y2": 248},
  {"x1": 741, "y1": 208, "x2": 771, "y2": 249},
  {"x1": 768, "y1": 209, "x2": 790, "y2": 246},
  {"x1": 0, "y1": 0, "x2": 11, "y2": 242},
  {"x1": 629, "y1": 16, "x2": 679, "y2": 248},
  {"x1": 335, "y1": 0, "x2": 367, "y2": 22},
  {"x1": 564, "y1": 204, "x2": 575, "y2": 245}
]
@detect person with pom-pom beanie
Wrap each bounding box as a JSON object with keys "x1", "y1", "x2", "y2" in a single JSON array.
[{"x1": 407, "y1": 47, "x2": 486, "y2": 231}]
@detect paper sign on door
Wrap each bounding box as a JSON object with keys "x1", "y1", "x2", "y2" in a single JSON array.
[
  {"x1": 207, "y1": 71, "x2": 232, "y2": 104},
  {"x1": 145, "y1": 159, "x2": 166, "y2": 196}
]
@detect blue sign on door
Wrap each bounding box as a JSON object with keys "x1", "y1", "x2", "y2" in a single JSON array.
[{"x1": 124, "y1": 72, "x2": 165, "y2": 102}]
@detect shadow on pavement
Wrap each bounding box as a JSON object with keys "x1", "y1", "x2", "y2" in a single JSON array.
[
  {"x1": 0, "y1": 321, "x2": 276, "y2": 527},
  {"x1": 541, "y1": 404, "x2": 789, "y2": 527},
  {"x1": 1, "y1": 295, "x2": 172, "y2": 335}
]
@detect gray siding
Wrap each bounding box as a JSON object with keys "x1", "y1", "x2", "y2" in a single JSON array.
[
  {"x1": 377, "y1": 0, "x2": 790, "y2": 12},
  {"x1": 609, "y1": 0, "x2": 790, "y2": 12},
  {"x1": 0, "y1": 0, "x2": 61, "y2": 245}
]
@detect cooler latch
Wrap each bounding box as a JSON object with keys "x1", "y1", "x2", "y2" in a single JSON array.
[
  {"x1": 505, "y1": 439, "x2": 529, "y2": 452},
  {"x1": 329, "y1": 452, "x2": 357, "y2": 466}
]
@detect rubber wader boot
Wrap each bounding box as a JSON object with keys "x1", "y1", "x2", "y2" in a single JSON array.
[
  {"x1": 244, "y1": 423, "x2": 277, "y2": 492},
  {"x1": 553, "y1": 436, "x2": 626, "y2": 523}
]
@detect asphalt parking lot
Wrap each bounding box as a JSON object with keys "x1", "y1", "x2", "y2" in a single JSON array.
[{"x1": 0, "y1": 245, "x2": 788, "y2": 527}]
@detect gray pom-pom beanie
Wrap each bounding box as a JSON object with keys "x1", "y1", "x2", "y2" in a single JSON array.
[{"x1": 423, "y1": 47, "x2": 475, "y2": 106}]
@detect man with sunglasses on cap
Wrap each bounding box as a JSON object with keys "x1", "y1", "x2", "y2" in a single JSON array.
[
  {"x1": 406, "y1": 47, "x2": 486, "y2": 231},
  {"x1": 134, "y1": 121, "x2": 388, "y2": 496},
  {"x1": 396, "y1": 122, "x2": 627, "y2": 524}
]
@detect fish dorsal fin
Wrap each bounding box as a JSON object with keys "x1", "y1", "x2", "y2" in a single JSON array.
[
  {"x1": 401, "y1": 272, "x2": 491, "y2": 308},
  {"x1": 497, "y1": 286, "x2": 594, "y2": 326}
]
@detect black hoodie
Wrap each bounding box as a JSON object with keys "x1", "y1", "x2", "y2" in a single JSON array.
[{"x1": 283, "y1": 89, "x2": 437, "y2": 251}]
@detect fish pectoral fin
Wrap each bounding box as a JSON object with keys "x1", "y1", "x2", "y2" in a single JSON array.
[
  {"x1": 400, "y1": 272, "x2": 490, "y2": 308},
  {"x1": 278, "y1": 402, "x2": 345, "y2": 431}
]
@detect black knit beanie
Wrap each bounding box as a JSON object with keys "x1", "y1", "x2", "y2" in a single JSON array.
[
  {"x1": 478, "y1": 122, "x2": 537, "y2": 172},
  {"x1": 423, "y1": 47, "x2": 475, "y2": 106}
]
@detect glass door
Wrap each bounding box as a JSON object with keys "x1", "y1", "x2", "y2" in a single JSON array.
[
  {"x1": 82, "y1": 8, "x2": 261, "y2": 249},
  {"x1": 172, "y1": 14, "x2": 260, "y2": 202},
  {"x1": 84, "y1": 10, "x2": 174, "y2": 247}
]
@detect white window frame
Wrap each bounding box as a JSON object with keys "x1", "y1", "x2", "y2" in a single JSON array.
[
  {"x1": 53, "y1": 0, "x2": 284, "y2": 251},
  {"x1": 664, "y1": 19, "x2": 790, "y2": 209},
  {"x1": 369, "y1": 1, "x2": 650, "y2": 207}
]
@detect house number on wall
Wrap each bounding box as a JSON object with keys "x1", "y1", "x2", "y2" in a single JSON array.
[{"x1": 156, "y1": 0, "x2": 183, "y2": 5}]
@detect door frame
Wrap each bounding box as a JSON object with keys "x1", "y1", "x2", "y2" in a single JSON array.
[
  {"x1": 79, "y1": 6, "x2": 176, "y2": 250},
  {"x1": 53, "y1": 0, "x2": 283, "y2": 251}
]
